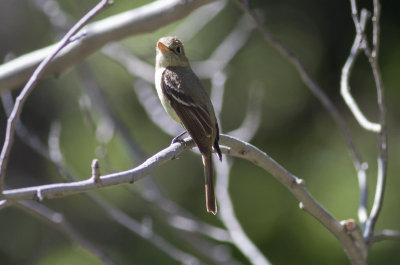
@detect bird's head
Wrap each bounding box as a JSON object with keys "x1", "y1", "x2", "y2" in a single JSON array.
[{"x1": 156, "y1": 36, "x2": 189, "y2": 68}]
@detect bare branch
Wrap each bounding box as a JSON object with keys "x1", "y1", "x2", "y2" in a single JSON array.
[
  {"x1": 362, "y1": 0, "x2": 388, "y2": 244},
  {"x1": 216, "y1": 158, "x2": 271, "y2": 265},
  {"x1": 372, "y1": 230, "x2": 400, "y2": 243},
  {"x1": 341, "y1": 5, "x2": 372, "y2": 227},
  {"x1": 341, "y1": 219, "x2": 367, "y2": 259},
  {"x1": 0, "y1": 137, "x2": 193, "y2": 201},
  {"x1": 229, "y1": 86, "x2": 263, "y2": 142},
  {"x1": 193, "y1": 15, "x2": 255, "y2": 78},
  {"x1": 87, "y1": 194, "x2": 203, "y2": 265},
  {"x1": 341, "y1": 8, "x2": 381, "y2": 133},
  {"x1": 0, "y1": 0, "x2": 112, "y2": 193},
  {"x1": 16, "y1": 200, "x2": 117, "y2": 265},
  {"x1": 173, "y1": 0, "x2": 227, "y2": 41},
  {"x1": 0, "y1": 0, "x2": 219, "y2": 92}
]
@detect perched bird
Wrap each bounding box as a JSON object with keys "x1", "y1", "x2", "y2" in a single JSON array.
[{"x1": 155, "y1": 36, "x2": 222, "y2": 215}]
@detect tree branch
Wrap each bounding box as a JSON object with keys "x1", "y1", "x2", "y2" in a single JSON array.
[
  {"x1": 0, "y1": 0, "x2": 219, "y2": 92},
  {"x1": 363, "y1": 0, "x2": 388, "y2": 245},
  {"x1": 341, "y1": 7, "x2": 381, "y2": 133},
  {"x1": 372, "y1": 230, "x2": 400, "y2": 243},
  {"x1": 342, "y1": 3, "x2": 371, "y2": 228}
]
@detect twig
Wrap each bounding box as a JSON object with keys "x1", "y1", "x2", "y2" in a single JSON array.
[
  {"x1": 210, "y1": 59, "x2": 266, "y2": 264},
  {"x1": 229, "y1": 86, "x2": 263, "y2": 142},
  {"x1": 0, "y1": 0, "x2": 219, "y2": 92},
  {"x1": 216, "y1": 158, "x2": 271, "y2": 265},
  {"x1": 1, "y1": 91, "x2": 50, "y2": 159},
  {"x1": 342, "y1": 4, "x2": 371, "y2": 227},
  {"x1": 363, "y1": 0, "x2": 388, "y2": 245},
  {"x1": 173, "y1": 0, "x2": 227, "y2": 41},
  {"x1": 91, "y1": 159, "x2": 101, "y2": 183},
  {"x1": 192, "y1": 15, "x2": 255, "y2": 78},
  {"x1": 87, "y1": 194, "x2": 203, "y2": 265},
  {"x1": 0, "y1": 0, "x2": 111, "y2": 193},
  {"x1": 16, "y1": 200, "x2": 117, "y2": 265},
  {"x1": 372, "y1": 230, "x2": 400, "y2": 243},
  {"x1": 341, "y1": 7, "x2": 381, "y2": 133}
]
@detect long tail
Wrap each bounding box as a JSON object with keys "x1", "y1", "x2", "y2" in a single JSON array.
[{"x1": 202, "y1": 153, "x2": 217, "y2": 215}]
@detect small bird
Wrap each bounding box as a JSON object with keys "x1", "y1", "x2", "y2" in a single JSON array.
[{"x1": 155, "y1": 36, "x2": 222, "y2": 215}]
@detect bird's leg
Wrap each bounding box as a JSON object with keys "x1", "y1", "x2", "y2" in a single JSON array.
[{"x1": 171, "y1": 131, "x2": 187, "y2": 145}]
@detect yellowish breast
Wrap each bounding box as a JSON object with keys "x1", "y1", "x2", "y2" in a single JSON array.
[{"x1": 155, "y1": 67, "x2": 181, "y2": 124}]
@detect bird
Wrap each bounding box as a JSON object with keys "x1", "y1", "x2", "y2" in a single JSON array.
[{"x1": 155, "y1": 36, "x2": 222, "y2": 215}]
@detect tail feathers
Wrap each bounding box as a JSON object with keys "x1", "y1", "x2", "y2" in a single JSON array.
[
  {"x1": 203, "y1": 154, "x2": 217, "y2": 215},
  {"x1": 214, "y1": 139, "x2": 222, "y2": 162}
]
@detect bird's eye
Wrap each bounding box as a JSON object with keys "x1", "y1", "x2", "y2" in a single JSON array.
[{"x1": 176, "y1": 46, "x2": 181, "y2": 54}]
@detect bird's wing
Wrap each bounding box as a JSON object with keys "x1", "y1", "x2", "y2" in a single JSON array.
[{"x1": 161, "y1": 67, "x2": 214, "y2": 154}]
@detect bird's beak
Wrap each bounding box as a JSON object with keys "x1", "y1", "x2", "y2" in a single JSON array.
[{"x1": 157, "y1": 41, "x2": 169, "y2": 53}]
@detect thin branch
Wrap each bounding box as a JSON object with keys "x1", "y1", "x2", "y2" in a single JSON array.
[
  {"x1": 216, "y1": 158, "x2": 271, "y2": 265},
  {"x1": 193, "y1": 15, "x2": 255, "y2": 78},
  {"x1": 16, "y1": 200, "x2": 117, "y2": 265},
  {"x1": 364, "y1": 0, "x2": 388, "y2": 244},
  {"x1": 372, "y1": 230, "x2": 400, "y2": 243},
  {"x1": 341, "y1": 8, "x2": 381, "y2": 133},
  {"x1": 173, "y1": 0, "x2": 227, "y2": 41},
  {"x1": 229, "y1": 86, "x2": 263, "y2": 142},
  {"x1": 342, "y1": 5, "x2": 371, "y2": 227},
  {"x1": 233, "y1": 0, "x2": 365, "y2": 194},
  {"x1": 1, "y1": 91, "x2": 50, "y2": 159},
  {"x1": 86, "y1": 194, "x2": 203, "y2": 265},
  {"x1": 210, "y1": 58, "x2": 266, "y2": 264},
  {"x1": 0, "y1": 0, "x2": 219, "y2": 92},
  {"x1": 0, "y1": 0, "x2": 111, "y2": 193}
]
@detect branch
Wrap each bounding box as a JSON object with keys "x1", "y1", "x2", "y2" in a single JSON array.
[
  {"x1": 342, "y1": 4, "x2": 371, "y2": 228},
  {"x1": 363, "y1": 0, "x2": 388, "y2": 244},
  {"x1": 16, "y1": 200, "x2": 117, "y2": 265},
  {"x1": 1, "y1": 135, "x2": 366, "y2": 264},
  {"x1": 0, "y1": 0, "x2": 219, "y2": 92},
  {"x1": 0, "y1": 137, "x2": 193, "y2": 201},
  {"x1": 372, "y1": 230, "x2": 400, "y2": 243},
  {"x1": 341, "y1": 7, "x2": 381, "y2": 133},
  {"x1": 216, "y1": 158, "x2": 271, "y2": 265},
  {"x1": 0, "y1": 0, "x2": 112, "y2": 193}
]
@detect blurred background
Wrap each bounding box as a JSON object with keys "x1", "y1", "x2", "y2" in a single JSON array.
[{"x1": 0, "y1": 0, "x2": 399, "y2": 264}]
